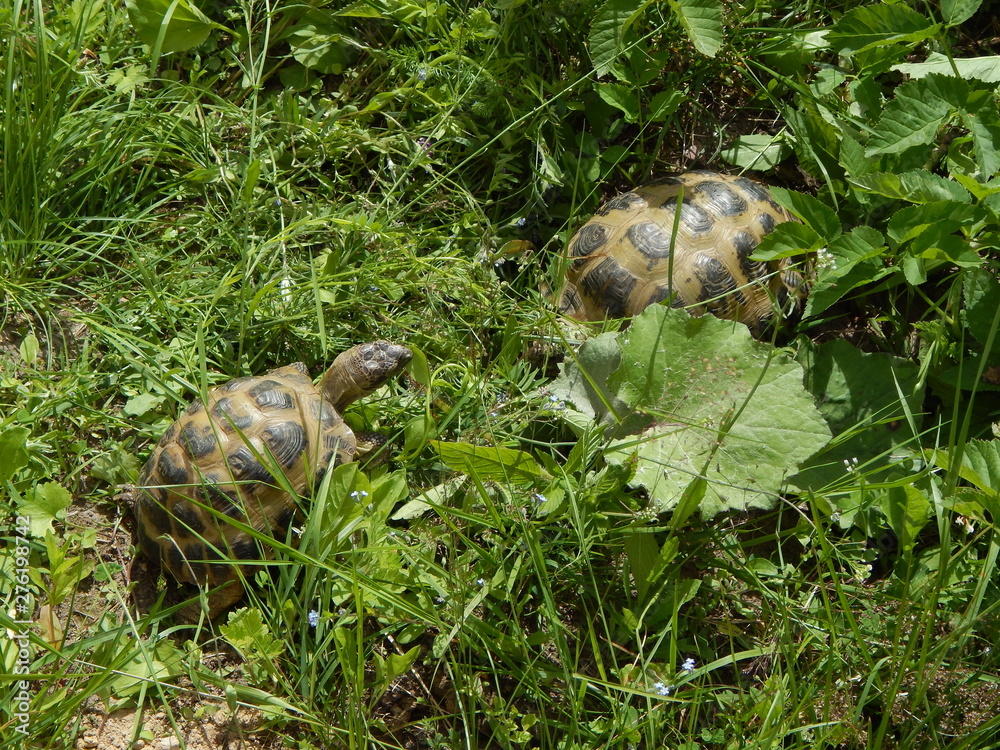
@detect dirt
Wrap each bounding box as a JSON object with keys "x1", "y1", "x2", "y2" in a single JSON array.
[{"x1": 73, "y1": 701, "x2": 274, "y2": 750}]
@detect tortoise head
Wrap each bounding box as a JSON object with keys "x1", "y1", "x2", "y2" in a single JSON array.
[{"x1": 320, "y1": 341, "x2": 412, "y2": 412}]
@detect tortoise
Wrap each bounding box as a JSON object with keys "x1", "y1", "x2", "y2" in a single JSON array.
[
  {"x1": 556, "y1": 171, "x2": 808, "y2": 329},
  {"x1": 133, "y1": 340, "x2": 412, "y2": 620}
]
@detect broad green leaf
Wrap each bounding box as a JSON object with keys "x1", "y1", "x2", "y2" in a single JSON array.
[
  {"x1": 0, "y1": 426, "x2": 31, "y2": 482},
  {"x1": 668, "y1": 0, "x2": 723, "y2": 58},
  {"x1": 124, "y1": 0, "x2": 219, "y2": 53},
  {"x1": 961, "y1": 95, "x2": 1000, "y2": 177},
  {"x1": 929, "y1": 442, "x2": 1000, "y2": 521},
  {"x1": 19, "y1": 333, "x2": 39, "y2": 363},
  {"x1": 866, "y1": 75, "x2": 966, "y2": 157},
  {"x1": 963, "y1": 266, "x2": 1000, "y2": 347},
  {"x1": 624, "y1": 532, "x2": 659, "y2": 601},
  {"x1": 720, "y1": 134, "x2": 789, "y2": 171},
  {"x1": 894, "y1": 52, "x2": 1000, "y2": 82},
  {"x1": 880, "y1": 485, "x2": 931, "y2": 551},
  {"x1": 850, "y1": 171, "x2": 972, "y2": 204},
  {"x1": 589, "y1": 0, "x2": 651, "y2": 76},
  {"x1": 548, "y1": 332, "x2": 650, "y2": 436},
  {"x1": 959, "y1": 440, "x2": 1000, "y2": 496},
  {"x1": 887, "y1": 201, "x2": 983, "y2": 245},
  {"x1": 372, "y1": 645, "x2": 421, "y2": 697},
  {"x1": 285, "y1": 13, "x2": 361, "y2": 75},
  {"x1": 105, "y1": 639, "x2": 186, "y2": 698},
  {"x1": 597, "y1": 83, "x2": 640, "y2": 122},
  {"x1": 123, "y1": 392, "x2": 165, "y2": 417},
  {"x1": 561, "y1": 306, "x2": 832, "y2": 517},
  {"x1": 941, "y1": 0, "x2": 984, "y2": 27},
  {"x1": 768, "y1": 187, "x2": 842, "y2": 240},
  {"x1": 18, "y1": 482, "x2": 73, "y2": 537},
  {"x1": 790, "y1": 339, "x2": 922, "y2": 492},
  {"x1": 431, "y1": 441, "x2": 543, "y2": 484},
  {"x1": 752, "y1": 221, "x2": 825, "y2": 262},
  {"x1": 827, "y1": 5, "x2": 938, "y2": 55},
  {"x1": 907, "y1": 225, "x2": 981, "y2": 269}
]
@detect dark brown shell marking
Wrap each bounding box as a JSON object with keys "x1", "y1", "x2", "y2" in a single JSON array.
[
  {"x1": 133, "y1": 342, "x2": 412, "y2": 618},
  {"x1": 558, "y1": 171, "x2": 806, "y2": 328}
]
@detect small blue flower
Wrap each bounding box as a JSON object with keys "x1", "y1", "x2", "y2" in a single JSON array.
[
  {"x1": 476, "y1": 578, "x2": 485, "y2": 587},
  {"x1": 349, "y1": 490, "x2": 369, "y2": 502},
  {"x1": 681, "y1": 658, "x2": 695, "y2": 672},
  {"x1": 417, "y1": 67, "x2": 428, "y2": 81},
  {"x1": 532, "y1": 492, "x2": 547, "y2": 505},
  {"x1": 515, "y1": 217, "x2": 528, "y2": 228},
  {"x1": 652, "y1": 682, "x2": 673, "y2": 696},
  {"x1": 308, "y1": 610, "x2": 319, "y2": 627}
]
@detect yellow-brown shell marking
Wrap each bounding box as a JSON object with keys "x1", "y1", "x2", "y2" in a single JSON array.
[
  {"x1": 558, "y1": 171, "x2": 805, "y2": 328},
  {"x1": 133, "y1": 341, "x2": 412, "y2": 618}
]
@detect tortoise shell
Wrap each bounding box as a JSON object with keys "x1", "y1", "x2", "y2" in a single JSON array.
[
  {"x1": 133, "y1": 341, "x2": 412, "y2": 619},
  {"x1": 557, "y1": 171, "x2": 806, "y2": 328}
]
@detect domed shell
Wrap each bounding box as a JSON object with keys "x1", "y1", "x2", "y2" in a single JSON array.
[
  {"x1": 133, "y1": 363, "x2": 352, "y2": 608},
  {"x1": 558, "y1": 171, "x2": 806, "y2": 328}
]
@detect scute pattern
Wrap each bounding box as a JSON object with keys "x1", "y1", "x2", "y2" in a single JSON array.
[
  {"x1": 133, "y1": 341, "x2": 412, "y2": 620},
  {"x1": 558, "y1": 171, "x2": 807, "y2": 328}
]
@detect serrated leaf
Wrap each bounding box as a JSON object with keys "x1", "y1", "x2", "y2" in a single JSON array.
[
  {"x1": 961, "y1": 95, "x2": 1000, "y2": 177},
  {"x1": 803, "y1": 226, "x2": 890, "y2": 318},
  {"x1": 768, "y1": 187, "x2": 842, "y2": 240},
  {"x1": 668, "y1": 0, "x2": 723, "y2": 57},
  {"x1": 752, "y1": 221, "x2": 825, "y2": 262},
  {"x1": 220, "y1": 608, "x2": 284, "y2": 659},
  {"x1": 335, "y1": 1, "x2": 387, "y2": 18},
  {"x1": 866, "y1": 75, "x2": 966, "y2": 157},
  {"x1": 827, "y1": 4, "x2": 938, "y2": 55},
  {"x1": 124, "y1": 0, "x2": 220, "y2": 53},
  {"x1": 18, "y1": 482, "x2": 73, "y2": 537},
  {"x1": 790, "y1": 339, "x2": 922, "y2": 492},
  {"x1": 894, "y1": 52, "x2": 1000, "y2": 82},
  {"x1": 431, "y1": 441, "x2": 543, "y2": 484},
  {"x1": 850, "y1": 171, "x2": 972, "y2": 204},
  {"x1": 584, "y1": 306, "x2": 831, "y2": 517},
  {"x1": 589, "y1": 0, "x2": 651, "y2": 76},
  {"x1": 887, "y1": 201, "x2": 983, "y2": 245}
]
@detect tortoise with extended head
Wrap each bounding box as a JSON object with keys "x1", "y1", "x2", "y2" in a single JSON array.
[
  {"x1": 133, "y1": 340, "x2": 412, "y2": 620},
  {"x1": 556, "y1": 171, "x2": 808, "y2": 329}
]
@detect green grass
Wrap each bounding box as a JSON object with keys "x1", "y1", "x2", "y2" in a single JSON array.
[{"x1": 4, "y1": 0, "x2": 1000, "y2": 748}]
